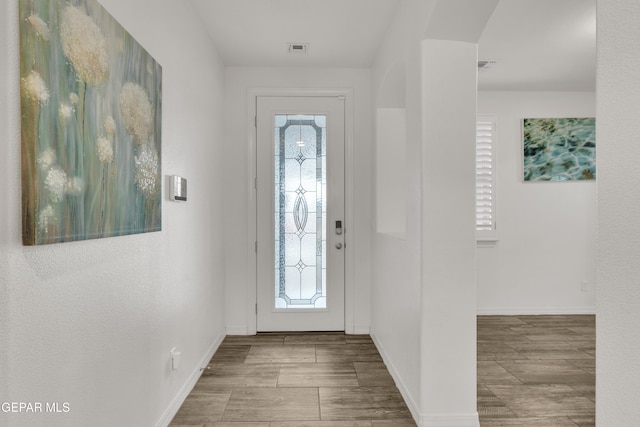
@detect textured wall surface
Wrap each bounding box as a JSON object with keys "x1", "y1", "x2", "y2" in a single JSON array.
[
  {"x1": 370, "y1": 1, "x2": 433, "y2": 418},
  {"x1": 596, "y1": 0, "x2": 640, "y2": 424},
  {"x1": 0, "y1": 0, "x2": 226, "y2": 425},
  {"x1": 421, "y1": 39, "x2": 479, "y2": 425}
]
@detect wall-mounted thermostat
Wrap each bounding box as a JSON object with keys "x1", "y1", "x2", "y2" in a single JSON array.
[{"x1": 169, "y1": 175, "x2": 187, "y2": 201}]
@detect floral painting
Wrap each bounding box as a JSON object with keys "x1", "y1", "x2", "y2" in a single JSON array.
[
  {"x1": 523, "y1": 118, "x2": 596, "y2": 182},
  {"x1": 19, "y1": 0, "x2": 162, "y2": 245}
]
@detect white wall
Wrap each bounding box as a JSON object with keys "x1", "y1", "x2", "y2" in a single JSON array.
[
  {"x1": 376, "y1": 108, "x2": 407, "y2": 236},
  {"x1": 0, "y1": 1, "x2": 226, "y2": 425},
  {"x1": 597, "y1": 0, "x2": 640, "y2": 423},
  {"x1": 223, "y1": 66, "x2": 372, "y2": 335},
  {"x1": 371, "y1": 2, "x2": 498, "y2": 425},
  {"x1": 477, "y1": 91, "x2": 596, "y2": 314},
  {"x1": 370, "y1": 1, "x2": 434, "y2": 419},
  {"x1": 420, "y1": 39, "x2": 480, "y2": 426}
]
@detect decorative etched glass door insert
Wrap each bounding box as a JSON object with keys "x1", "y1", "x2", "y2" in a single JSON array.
[{"x1": 274, "y1": 115, "x2": 327, "y2": 309}]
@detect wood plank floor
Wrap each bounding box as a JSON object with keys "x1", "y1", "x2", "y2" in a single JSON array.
[
  {"x1": 478, "y1": 315, "x2": 595, "y2": 427},
  {"x1": 169, "y1": 333, "x2": 416, "y2": 426},
  {"x1": 170, "y1": 315, "x2": 595, "y2": 427}
]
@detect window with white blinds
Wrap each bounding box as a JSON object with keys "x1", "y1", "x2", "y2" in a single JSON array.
[{"x1": 476, "y1": 115, "x2": 497, "y2": 241}]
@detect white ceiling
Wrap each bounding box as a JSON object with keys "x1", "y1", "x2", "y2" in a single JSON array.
[
  {"x1": 188, "y1": 0, "x2": 402, "y2": 68},
  {"x1": 188, "y1": 0, "x2": 596, "y2": 91},
  {"x1": 478, "y1": 0, "x2": 596, "y2": 91}
]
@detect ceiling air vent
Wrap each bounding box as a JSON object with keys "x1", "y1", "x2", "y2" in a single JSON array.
[
  {"x1": 478, "y1": 60, "x2": 497, "y2": 70},
  {"x1": 288, "y1": 43, "x2": 309, "y2": 54}
]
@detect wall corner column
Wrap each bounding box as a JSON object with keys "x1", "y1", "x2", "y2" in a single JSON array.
[
  {"x1": 419, "y1": 39, "x2": 479, "y2": 427},
  {"x1": 596, "y1": 0, "x2": 640, "y2": 424}
]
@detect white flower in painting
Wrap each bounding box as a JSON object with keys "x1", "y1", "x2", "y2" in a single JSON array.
[
  {"x1": 27, "y1": 14, "x2": 51, "y2": 41},
  {"x1": 59, "y1": 103, "x2": 73, "y2": 120},
  {"x1": 120, "y1": 83, "x2": 153, "y2": 145},
  {"x1": 104, "y1": 115, "x2": 116, "y2": 137},
  {"x1": 69, "y1": 92, "x2": 79, "y2": 106},
  {"x1": 134, "y1": 143, "x2": 160, "y2": 198},
  {"x1": 59, "y1": 5, "x2": 109, "y2": 85},
  {"x1": 97, "y1": 136, "x2": 114, "y2": 163},
  {"x1": 21, "y1": 70, "x2": 50, "y2": 105},
  {"x1": 38, "y1": 205, "x2": 56, "y2": 231},
  {"x1": 65, "y1": 177, "x2": 84, "y2": 196},
  {"x1": 44, "y1": 166, "x2": 68, "y2": 203},
  {"x1": 37, "y1": 148, "x2": 56, "y2": 170}
]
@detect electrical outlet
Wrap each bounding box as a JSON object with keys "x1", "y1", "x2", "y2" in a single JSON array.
[
  {"x1": 581, "y1": 281, "x2": 589, "y2": 292},
  {"x1": 170, "y1": 348, "x2": 181, "y2": 371}
]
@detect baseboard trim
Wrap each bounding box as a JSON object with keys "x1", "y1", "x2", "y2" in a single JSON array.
[
  {"x1": 477, "y1": 306, "x2": 596, "y2": 316},
  {"x1": 155, "y1": 331, "x2": 225, "y2": 427},
  {"x1": 370, "y1": 334, "x2": 484, "y2": 427},
  {"x1": 370, "y1": 331, "x2": 420, "y2": 425},
  {"x1": 420, "y1": 413, "x2": 480, "y2": 427},
  {"x1": 226, "y1": 325, "x2": 250, "y2": 335},
  {"x1": 228, "y1": 325, "x2": 369, "y2": 335},
  {"x1": 352, "y1": 325, "x2": 371, "y2": 335}
]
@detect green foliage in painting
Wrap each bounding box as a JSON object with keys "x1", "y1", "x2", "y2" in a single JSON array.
[{"x1": 19, "y1": 0, "x2": 162, "y2": 245}]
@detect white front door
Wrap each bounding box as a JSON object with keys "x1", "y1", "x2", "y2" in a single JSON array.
[{"x1": 256, "y1": 95, "x2": 345, "y2": 331}]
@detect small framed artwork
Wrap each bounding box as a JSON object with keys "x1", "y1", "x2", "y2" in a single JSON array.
[
  {"x1": 522, "y1": 117, "x2": 595, "y2": 182},
  {"x1": 19, "y1": 0, "x2": 162, "y2": 245}
]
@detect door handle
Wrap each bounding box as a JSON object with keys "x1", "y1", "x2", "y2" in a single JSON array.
[{"x1": 335, "y1": 243, "x2": 343, "y2": 250}]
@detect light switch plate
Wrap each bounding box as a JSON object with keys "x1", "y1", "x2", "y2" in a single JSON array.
[{"x1": 169, "y1": 175, "x2": 187, "y2": 201}]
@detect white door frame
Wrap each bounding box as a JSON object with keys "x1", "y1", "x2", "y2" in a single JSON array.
[{"x1": 246, "y1": 87, "x2": 355, "y2": 335}]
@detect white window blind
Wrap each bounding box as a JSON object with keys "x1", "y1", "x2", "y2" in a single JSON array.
[{"x1": 476, "y1": 115, "x2": 497, "y2": 241}]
